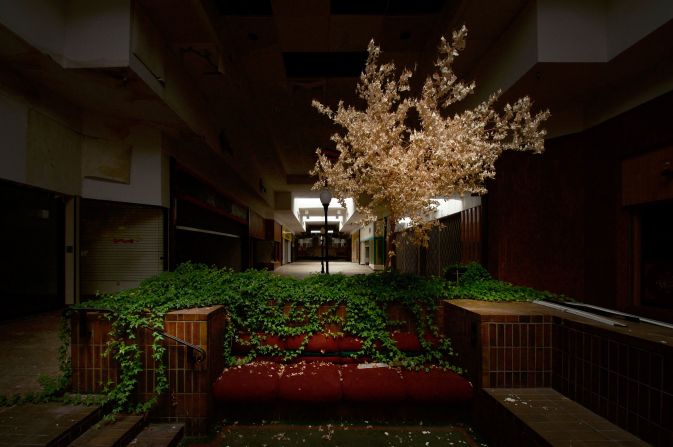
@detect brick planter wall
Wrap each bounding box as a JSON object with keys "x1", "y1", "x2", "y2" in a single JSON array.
[
  {"x1": 71, "y1": 311, "x2": 117, "y2": 394},
  {"x1": 444, "y1": 299, "x2": 673, "y2": 446},
  {"x1": 553, "y1": 317, "x2": 673, "y2": 445},
  {"x1": 70, "y1": 306, "x2": 226, "y2": 435},
  {"x1": 443, "y1": 301, "x2": 552, "y2": 388}
]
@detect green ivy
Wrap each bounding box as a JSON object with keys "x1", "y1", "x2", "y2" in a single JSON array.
[
  {"x1": 44, "y1": 262, "x2": 565, "y2": 414},
  {"x1": 443, "y1": 262, "x2": 569, "y2": 302}
]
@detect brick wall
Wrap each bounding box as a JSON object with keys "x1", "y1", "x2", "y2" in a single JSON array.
[
  {"x1": 444, "y1": 302, "x2": 553, "y2": 388},
  {"x1": 444, "y1": 300, "x2": 673, "y2": 446},
  {"x1": 553, "y1": 318, "x2": 673, "y2": 445},
  {"x1": 71, "y1": 311, "x2": 117, "y2": 394},
  {"x1": 71, "y1": 305, "x2": 226, "y2": 435}
]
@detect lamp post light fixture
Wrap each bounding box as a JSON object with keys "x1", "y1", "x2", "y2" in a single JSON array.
[
  {"x1": 320, "y1": 226, "x2": 325, "y2": 274},
  {"x1": 319, "y1": 187, "x2": 332, "y2": 274}
]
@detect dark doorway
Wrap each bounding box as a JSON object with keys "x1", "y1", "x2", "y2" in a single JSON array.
[
  {"x1": 0, "y1": 181, "x2": 64, "y2": 318},
  {"x1": 640, "y1": 201, "x2": 673, "y2": 309},
  {"x1": 173, "y1": 199, "x2": 245, "y2": 271}
]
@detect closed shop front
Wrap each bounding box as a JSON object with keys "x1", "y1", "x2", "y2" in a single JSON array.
[
  {"x1": 172, "y1": 167, "x2": 248, "y2": 271},
  {"x1": 80, "y1": 199, "x2": 164, "y2": 298}
]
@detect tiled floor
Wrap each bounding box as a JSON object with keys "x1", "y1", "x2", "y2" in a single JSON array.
[
  {"x1": 273, "y1": 260, "x2": 375, "y2": 279},
  {"x1": 0, "y1": 309, "x2": 62, "y2": 397},
  {"x1": 484, "y1": 388, "x2": 649, "y2": 446}
]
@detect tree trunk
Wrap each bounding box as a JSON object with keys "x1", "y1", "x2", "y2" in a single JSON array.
[{"x1": 386, "y1": 215, "x2": 397, "y2": 272}]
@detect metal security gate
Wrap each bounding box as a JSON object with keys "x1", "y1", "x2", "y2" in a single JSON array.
[{"x1": 80, "y1": 200, "x2": 164, "y2": 297}]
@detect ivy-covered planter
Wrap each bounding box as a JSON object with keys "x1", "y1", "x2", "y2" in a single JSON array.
[{"x1": 59, "y1": 263, "x2": 563, "y2": 434}]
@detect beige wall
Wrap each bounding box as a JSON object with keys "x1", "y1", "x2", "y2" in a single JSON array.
[
  {"x1": 0, "y1": 84, "x2": 169, "y2": 207},
  {"x1": 0, "y1": 0, "x2": 131, "y2": 68},
  {"x1": 81, "y1": 121, "x2": 169, "y2": 207},
  {"x1": 26, "y1": 109, "x2": 82, "y2": 195},
  {"x1": 0, "y1": 92, "x2": 28, "y2": 184},
  {"x1": 63, "y1": 0, "x2": 130, "y2": 68},
  {"x1": 0, "y1": 86, "x2": 82, "y2": 195},
  {"x1": 129, "y1": 2, "x2": 271, "y2": 209},
  {"x1": 0, "y1": 0, "x2": 67, "y2": 60},
  {"x1": 469, "y1": 0, "x2": 673, "y2": 139}
]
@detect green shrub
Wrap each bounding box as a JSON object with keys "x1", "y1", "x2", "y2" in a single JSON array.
[
  {"x1": 444, "y1": 262, "x2": 491, "y2": 284},
  {"x1": 443, "y1": 262, "x2": 568, "y2": 302}
]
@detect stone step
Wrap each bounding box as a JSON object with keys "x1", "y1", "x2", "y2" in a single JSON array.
[
  {"x1": 475, "y1": 388, "x2": 649, "y2": 446},
  {"x1": 69, "y1": 413, "x2": 146, "y2": 447},
  {"x1": 0, "y1": 402, "x2": 104, "y2": 446},
  {"x1": 129, "y1": 423, "x2": 185, "y2": 447}
]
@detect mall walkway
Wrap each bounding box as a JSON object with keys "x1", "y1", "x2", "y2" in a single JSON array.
[
  {"x1": 273, "y1": 260, "x2": 375, "y2": 279},
  {"x1": 0, "y1": 309, "x2": 62, "y2": 398}
]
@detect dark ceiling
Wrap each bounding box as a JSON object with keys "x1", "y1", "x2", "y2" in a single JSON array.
[
  {"x1": 4, "y1": 0, "x2": 669, "y2": 222},
  {"x1": 135, "y1": 0, "x2": 533, "y2": 196}
]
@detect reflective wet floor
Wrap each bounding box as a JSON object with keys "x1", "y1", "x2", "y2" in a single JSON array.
[
  {"x1": 273, "y1": 261, "x2": 375, "y2": 279},
  {"x1": 0, "y1": 309, "x2": 62, "y2": 398}
]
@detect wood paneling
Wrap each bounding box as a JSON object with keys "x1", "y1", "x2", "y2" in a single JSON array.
[
  {"x1": 249, "y1": 210, "x2": 265, "y2": 239},
  {"x1": 395, "y1": 207, "x2": 476, "y2": 276},
  {"x1": 622, "y1": 146, "x2": 673, "y2": 206},
  {"x1": 486, "y1": 90, "x2": 673, "y2": 309},
  {"x1": 263, "y1": 219, "x2": 282, "y2": 242},
  {"x1": 460, "y1": 205, "x2": 482, "y2": 264}
]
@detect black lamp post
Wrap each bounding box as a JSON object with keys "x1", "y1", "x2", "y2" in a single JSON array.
[
  {"x1": 319, "y1": 187, "x2": 332, "y2": 274},
  {"x1": 320, "y1": 227, "x2": 325, "y2": 274}
]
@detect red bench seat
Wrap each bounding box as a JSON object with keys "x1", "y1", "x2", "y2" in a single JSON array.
[{"x1": 213, "y1": 361, "x2": 473, "y2": 404}]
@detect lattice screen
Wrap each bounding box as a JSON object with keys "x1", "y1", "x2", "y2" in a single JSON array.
[
  {"x1": 393, "y1": 206, "x2": 479, "y2": 276},
  {"x1": 395, "y1": 232, "x2": 418, "y2": 274},
  {"x1": 441, "y1": 213, "x2": 462, "y2": 267}
]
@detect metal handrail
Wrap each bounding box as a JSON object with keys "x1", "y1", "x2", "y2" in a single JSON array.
[
  {"x1": 72, "y1": 307, "x2": 207, "y2": 365},
  {"x1": 558, "y1": 301, "x2": 673, "y2": 330},
  {"x1": 533, "y1": 300, "x2": 627, "y2": 327}
]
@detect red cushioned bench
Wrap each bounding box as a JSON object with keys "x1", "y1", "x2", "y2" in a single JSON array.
[
  {"x1": 213, "y1": 361, "x2": 473, "y2": 404},
  {"x1": 213, "y1": 331, "x2": 473, "y2": 405}
]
